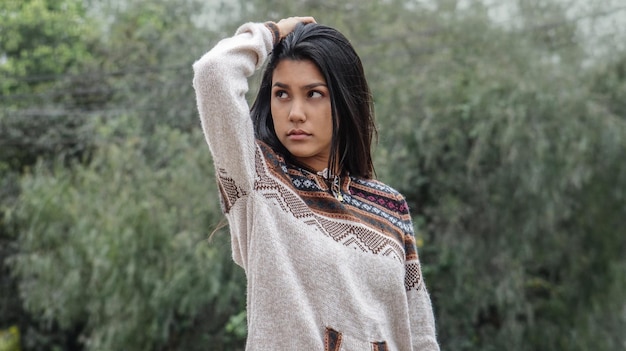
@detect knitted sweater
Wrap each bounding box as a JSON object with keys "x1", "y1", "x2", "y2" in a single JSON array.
[{"x1": 192, "y1": 22, "x2": 439, "y2": 351}]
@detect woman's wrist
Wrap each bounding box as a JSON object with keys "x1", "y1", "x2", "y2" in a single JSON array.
[
  {"x1": 264, "y1": 21, "x2": 280, "y2": 45},
  {"x1": 264, "y1": 17, "x2": 317, "y2": 46}
]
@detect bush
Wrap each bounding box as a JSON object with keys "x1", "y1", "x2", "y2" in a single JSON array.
[{"x1": 7, "y1": 117, "x2": 246, "y2": 350}]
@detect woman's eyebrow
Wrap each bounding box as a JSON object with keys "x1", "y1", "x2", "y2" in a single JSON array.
[{"x1": 272, "y1": 82, "x2": 327, "y2": 89}]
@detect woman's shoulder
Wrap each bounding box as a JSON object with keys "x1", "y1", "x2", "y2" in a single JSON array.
[
  {"x1": 349, "y1": 177, "x2": 410, "y2": 216},
  {"x1": 256, "y1": 139, "x2": 284, "y2": 162},
  {"x1": 351, "y1": 177, "x2": 404, "y2": 199}
]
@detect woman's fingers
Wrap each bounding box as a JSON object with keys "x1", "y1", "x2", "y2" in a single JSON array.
[{"x1": 275, "y1": 16, "x2": 316, "y2": 40}]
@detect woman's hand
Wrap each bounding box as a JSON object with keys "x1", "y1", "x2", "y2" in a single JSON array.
[{"x1": 275, "y1": 16, "x2": 316, "y2": 40}]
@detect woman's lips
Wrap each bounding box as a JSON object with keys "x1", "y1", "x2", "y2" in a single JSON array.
[{"x1": 287, "y1": 129, "x2": 311, "y2": 140}]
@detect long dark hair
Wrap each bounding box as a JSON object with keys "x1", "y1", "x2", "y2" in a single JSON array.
[{"x1": 250, "y1": 23, "x2": 377, "y2": 178}]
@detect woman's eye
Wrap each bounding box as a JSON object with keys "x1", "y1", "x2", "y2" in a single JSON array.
[
  {"x1": 309, "y1": 91, "x2": 323, "y2": 98},
  {"x1": 275, "y1": 91, "x2": 288, "y2": 99}
]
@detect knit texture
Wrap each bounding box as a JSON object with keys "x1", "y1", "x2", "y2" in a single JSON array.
[{"x1": 193, "y1": 22, "x2": 439, "y2": 351}]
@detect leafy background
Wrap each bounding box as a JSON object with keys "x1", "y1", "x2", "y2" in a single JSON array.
[{"x1": 1, "y1": 0, "x2": 625, "y2": 350}]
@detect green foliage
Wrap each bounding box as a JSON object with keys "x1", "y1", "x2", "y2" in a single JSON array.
[
  {"x1": 95, "y1": 0, "x2": 222, "y2": 132},
  {"x1": 0, "y1": 2, "x2": 102, "y2": 339},
  {"x1": 0, "y1": 0, "x2": 95, "y2": 96},
  {"x1": 591, "y1": 53, "x2": 626, "y2": 118},
  {"x1": 0, "y1": 0, "x2": 101, "y2": 170},
  {"x1": 0, "y1": 326, "x2": 21, "y2": 351},
  {"x1": 7, "y1": 118, "x2": 246, "y2": 350}
]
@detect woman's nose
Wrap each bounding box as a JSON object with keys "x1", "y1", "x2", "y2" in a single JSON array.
[{"x1": 288, "y1": 100, "x2": 306, "y2": 122}]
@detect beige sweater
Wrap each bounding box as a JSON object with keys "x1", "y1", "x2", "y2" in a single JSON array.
[{"x1": 193, "y1": 22, "x2": 439, "y2": 351}]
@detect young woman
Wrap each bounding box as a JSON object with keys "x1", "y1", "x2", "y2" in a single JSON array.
[{"x1": 193, "y1": 16, "x2": 439, "y2": 350}]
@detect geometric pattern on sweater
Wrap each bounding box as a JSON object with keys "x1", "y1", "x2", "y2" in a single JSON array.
[
  {"x1": 254, "y1": 166, "x2": 405, "y2": 263},
  {"x1": 324, "y1": 327, "x2": 390, "y2": 351},
  {"x1": 323, "y1": 327, "x2": 342, "y2": 351},
  {"x1": 372, "y1": 341, "x2": 390, "y2": 351},
  {"x1": 315, "y1": 217, "x2": 404, "y2": 262},
  {"x1": 260, "y1": 143, "x2": 414, "y2": 236},
  {"x1": 254, "y1": 142, "x2": 414, "y2": 264},
  {"x1": 405, "y1": 261, "x2": 425, "y2": 292},
  {"x1": 214, "y1": 141, "x2": 427, "y2": 290},
  {"x1": 216, "y1": 167, "x2": 248, "y2": 214},
  {"x1": 287, "y1": 173, "x2": 414, "y2": 238}
]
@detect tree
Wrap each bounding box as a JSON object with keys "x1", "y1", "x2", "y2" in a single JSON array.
[
  {"x1": 0, "y1": 2, "x2": 102, "y2": 348},
  {"x1": 8, "y1": 117, "x2": 246, "y2": 350},
  {"x1": 0, "y1": 0, "x2": 102, "y2": 169},
  {"x1": 89, "y1": 0, "x2": 227, "y2": 132}
]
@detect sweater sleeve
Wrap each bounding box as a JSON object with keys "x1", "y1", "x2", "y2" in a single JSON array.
[
  {"x1": 400, "y1": 196, "x2": 440, "y2": 350},
  {"x1": 192, "y1": 22, "x2": 273, "y2": 198}
]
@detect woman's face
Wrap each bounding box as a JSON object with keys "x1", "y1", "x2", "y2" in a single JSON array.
[{"x1": 270, "y1": 59, "x2": 333, "y2": 172}]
